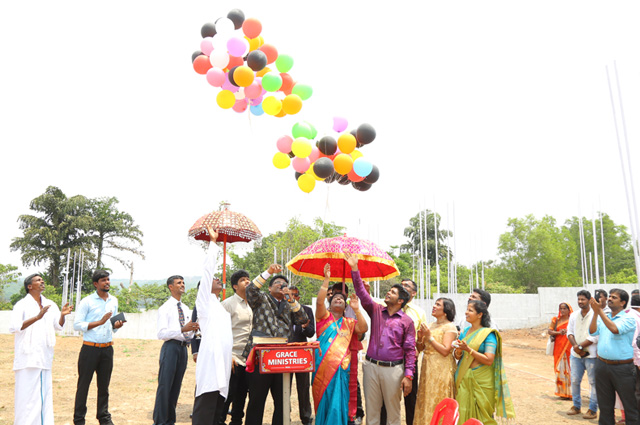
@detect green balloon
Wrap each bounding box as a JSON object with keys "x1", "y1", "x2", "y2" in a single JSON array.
[
  {"x1": 261, "y1": 73, "x2": 283, "y2": 92},
  {"x1": 305, "y1": 121, "x2": 318, "y2": 139},
  {"x1": 275, "y1": 54, "x2": 294, "y2": 73},
  {"x1": 292, "y1": 83, "x2": 313, "y2": 100},
  {"x1": 291, "y1": 122, "x2": 313, "y2": 139}
]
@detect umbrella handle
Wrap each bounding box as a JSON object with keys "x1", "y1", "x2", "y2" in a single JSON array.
[{"x1": 222, "y1": 234, "x2": 227, "y2": 300}]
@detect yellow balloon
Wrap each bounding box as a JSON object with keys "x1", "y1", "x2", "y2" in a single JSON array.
[
  {"x1": 297, "y1": 174, "x2": 316, "y2": 193},
  {"x1": 247, "y1": 36, "x2": 261, "y2": 51},
  {"x1": 351, "y1": 149, "x2": 363, "y2": 160},
  {"x1": 262, "y1": 96, "x2": 282, "y2": 116},
  {"x1": 333, "y1": 153, "x2": 354, "y2": 175},
  {"x1": 234, "y1": 66, "x2": 255, "y2": 87},
  {"x1": 272, "y1": 152, "x2": 291, "y2": 169},
  {"x1": 291, "y1": 137, "x2": 312, "y2": 158},
  {"x1": 307, "y1": 166, "x2": 325, "y2": 181},
  {"x1": 337, "y1": 133, "x2": 357, "y2": 154},
  {"x1": 257, "y1": 36, "x2": 265, "y2": 48},
  {"x1": 256, "y1": 66, "x2": 271, "y2": 78},
  {"x1": 282, "y1": 94, "x2": 303, "y2": 115},
  {"x1": 216, "y1": 90, "x2": 235, "y2": 109}
]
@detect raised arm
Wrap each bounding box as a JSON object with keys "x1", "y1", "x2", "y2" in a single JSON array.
[
  {"x1": 350, "y1": 294, "x2": 368, "y2": 334},
  {"x1": 345, "y1": 252, "x2": 374, "y2": 313},
  {"x1": 316, "y1": 263, "x2": 331, "y2": 321},
  {"x1": 196, "y1": 226, "x2": 220, "y2": 322}
]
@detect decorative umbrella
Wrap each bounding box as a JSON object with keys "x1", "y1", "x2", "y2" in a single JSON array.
[
  {"x1": 188, "y1": 203, "x2": 262, "y2": 298},
  {"x1": 286, "y1": 234, "x2": 399, "y2": 283}
]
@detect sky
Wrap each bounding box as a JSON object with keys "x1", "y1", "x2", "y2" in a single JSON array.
[{"x1": 2, "y1": 1, "x2": 640, "y2": 282}]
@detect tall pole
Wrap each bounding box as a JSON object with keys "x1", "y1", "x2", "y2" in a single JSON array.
[
  {"x1": 600, "y1": 212, "x2": 607, "y2": 284},
  {"x1": 452, "y1": 202, "x2": 457, "y2": 294},
  {"x1": 434, "y1": 204, "x2": 440, "y2": 294},
  {"x1": 62, "y1": 248, "x2": 70, "y2": 307},
  {"x1": 75, "y1": 251, "x2": 84, "y2": 311},
  {"x1": 589, "y1": 253, "x2": 594, "y2": 286},
  {"x1": 578, "y1": 217, "x2": 587, "y2": 287},
  {"x1": 592, "y1": 212, "x2": 601, "y2": 285}
]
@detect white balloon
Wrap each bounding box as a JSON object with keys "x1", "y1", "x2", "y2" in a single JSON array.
[
  {"x1": 215, "y1": 17, "x2": 235, "y2": 36},
  {"x1": 234, "y1": 89, "x2": 246, "y2": 100},
  {"x1": 209, "y1": 50, "x2": 229, "y2": 69}
]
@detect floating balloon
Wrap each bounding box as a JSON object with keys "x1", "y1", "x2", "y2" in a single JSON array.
[
  {"x1": 259, "y1": 44, "x2": 278, "y2": 64},
  {"x1": 233, "y1": 65, "x2": 254, "y2": 87},
  {"x1": 276, "y1": 54, "x2": 294, "y2": 73},
  {"x1": 313, "y1": 157, "x2": 334, "y2": 179},
  {"x1": 244, "y1": 81, "x2": 262, "y2": 98},
  {"x1": 350, "y1": 149, "x2": 363, "y2": 160},
  {"x1": 337, "y1": 133, "x2": 357, "y2": 154},
  {"x1": 216, "y1": 90, "x2": 235, "y2": 109},
  {"x1": 352, "y1": 181, "x2": 372, "y2": 191},
  {"x1": 227, "y1": 55, "x2": 244, "y2": 70},
  {"x1": 215, "y1": 17, "x2": 235, "y2": 35},
  {"x1": 227, "y1": 37, "x2": 248, "y2": 57},
  {"x1": 201, "y1": 23, "x2": 216, "y2": 38},
  {"x1": 348, "y1": 169, "x2": 366, "y2": 182},
  {"x1": 246, "y1": 50, "x2": 267, "y2": 71},
  {"x1": 297, "y1": 173, "x2": 315, "y2": 193},
  {"x1": 200, "y1": 37, "x2": 214, "y2": 56},
  {"x1": 353, "y1": 157, "x2": 373, "y2": 177},
  {"x1": 333, "y1": 154, "x2": 354, "y2": 175},
  {"x1": 261, "y1": 73, "x2": 283, "y2": 92},
  {"x1": 262, "y1": 96, "x2": 282, "y2": 115},
  {"x1": 291, "y1": 122, "x2": 314, "y2": 139},
  {"x1": 193, "y1": 55, "x2": 212, "y2": 74},
  {"x1": 280, "y1": 73, "x2": 294, "y2": 95},
  {"x1": 282, "y1": 94, "x2": 302, "y2": 115},
  {"x1": 272, "y1": 152, "x2": 290, "y2": 169},
  {"x1": 276, "y1": 135, "x2": 293, "y2": 153},
  {"x1": 250, "y1": 104, "x2": 264, "y2": 116},
  {"x1": 356, "y1": 123, "x2": 376, "y2": 145},
  {"x1": 333, "y1": 116, "x2": 348, "y2": 132},
  {"x1": 363, "y1": 165, "x2": 379, "y2": 184},
  {"x1": 292, "y1": 156, "x2": 311, "y2": 173},
  {"x1": 291, "y1": 137, "x2": 312, "y2": 158},
  {"x1": 209, "y1": 50, "x2": 229, "y2": 69},
  {"x1": 192, "y1": 50, "x2": 203, "y2": 63},
  {"x1": 292, "y1": 83, "x2": 313, "y2": 100},
  {"x1": 308, "y1": 147, "x2": 320, "y2": 163},
  {"x1": 232, "y1": 98, "x2": 248, "y2": 113},
  {"x1": 317, "y1": 136, "x2": 337, "y2": 155},
  {"x1": 242, "y1": 18, "x2": 262, "y2": 38},
  {"x1": 227, "y1": 9, "x2": 245, "y2": 29}
]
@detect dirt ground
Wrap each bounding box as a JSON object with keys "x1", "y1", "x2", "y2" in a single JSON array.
[{"x1": 0, "y1": 326, "x2": 617, "y2": 425}]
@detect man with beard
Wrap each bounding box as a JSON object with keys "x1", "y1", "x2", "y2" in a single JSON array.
[{"x1": 73, "y1": 270, "x2": 125, "y2": 425}]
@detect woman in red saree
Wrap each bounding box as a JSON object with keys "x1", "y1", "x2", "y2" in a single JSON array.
[
  {"x1": 548, "y1": 302, "x2": 573, "y2": 399},
  {"x1": 312, "y1": 264, "x2": 368, "y2": 425}
]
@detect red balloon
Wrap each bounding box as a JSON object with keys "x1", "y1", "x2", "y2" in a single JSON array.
[
  {"x1": 280, "y1": 73, "x2": 294, "y2": 95},
  {"x1": 242, "y1": 18, "x2": 262, "y2": 39},
  {"x1": 227, "y1": 55, "x2": 244, "y2": 70},
  {"x1": 193, "y1": 55, "x2": 212, "y2": 75},
  {"x1": 348, "y1": 169, "x2": 366, "y2": 182},
  {"x1": 259, "y1": 44, "x2": 278, "y2": 64}
]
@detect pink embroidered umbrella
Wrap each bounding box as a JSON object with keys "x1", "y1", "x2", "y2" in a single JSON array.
[
  {"x1": 285, "y1": 234, "x2": 399, "y2": 283},
  {"x1": 188, "y1": 203, "x2": 262, "y2": 298}
]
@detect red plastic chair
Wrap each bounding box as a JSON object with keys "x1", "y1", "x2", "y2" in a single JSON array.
[
  {"x1": 429, "y1": 397, "x2": 460, "y2": 425},
  {"x1": 462, "y1": 419, "x2": 484, "y2": 425}
]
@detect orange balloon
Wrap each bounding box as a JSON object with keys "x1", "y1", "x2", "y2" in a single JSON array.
[
  {"x1": 193, "y1": 55, "x2": 212, "y2": 75},
  {"x1": 280, "y1": 73, "x2": 294, "y2": 95},
  {"x1": 228, "y1": 55, "x2": 244, "y2": 69},
  {"x1": 256, "y1": 66, "x2": 271, "y2": 78},
  {"x1": 259, "y1": 44, "x2": 278, "y2": 64},
  {"x1": 348, "y1": 169, "x2": 365, "y2": 182},
  {"x1": 242, "y1": 18, "x2": 262, "y2": 39},
  {"x1": 282, "y1": 94, "x2": 302, "y2": 115},
  {"x1": 338, "y1": 134, "x2": 357, "y2": 154},
  {"x1": 333, "y1": 154, "x2": 354, "y2": 175},
  {"x1": 233, "y1": 66, "x2": 255, "y2": 87},
  {"x1": 275, "y1": 109, "x2": 287, "y2": 118}
]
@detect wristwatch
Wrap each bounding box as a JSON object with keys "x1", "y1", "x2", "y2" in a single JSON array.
[{"x1": 577, "y1": 345, "x2": 584, "y2": 351}]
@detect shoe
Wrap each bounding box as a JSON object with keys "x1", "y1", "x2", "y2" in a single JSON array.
[
  {"x1": 583, "y1": 410, "x2": 597, "y2": 419},
  {"x1": 567, "y1": 406, "x2": 581, "y2": 415}
]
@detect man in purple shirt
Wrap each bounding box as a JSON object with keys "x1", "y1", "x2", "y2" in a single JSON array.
[{"x1": 345, "y1": 252, "x2": 416, "y2": 425}]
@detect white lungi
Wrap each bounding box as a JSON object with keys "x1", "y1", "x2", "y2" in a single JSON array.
[{"x1": 15, "y1": 367, "x2": 54, "y2": 425}]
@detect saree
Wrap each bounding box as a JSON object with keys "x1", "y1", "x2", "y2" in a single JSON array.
[
  {"x1": 551, "y1": 315, "x2": 572, "y2": 398},
  {"x1": 312, "y1": 313, "x2": 356, "y2": 425},
  {"x1": 455, "y1": 327, "x2": 515, "y2": 425}
]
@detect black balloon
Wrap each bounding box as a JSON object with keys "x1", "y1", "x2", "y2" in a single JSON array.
[
  {"x1": 192, "y1": 50, "x2": 203, "y2": 63},
  {"x1": 324, "y1": 172, "x2": 339, "y2": 184},
  {"x1": 313, "y1": 158, "x2": 334, "y2": 179},
  {"x1": 227, "y1": 9, "x2": 245, "y2": 29},
  {"x1": 287, "y1": 151, "x2": 296, "y2": 158},
  {"x1": 317, "y1": 136, "x2": 337, "y2": 155},
  {"x1": 363, "y1": 165, "x2": 379, "y2": 184},
  {"x1": 228, "y1": 66, "x2": 239, "y2": 87},
  {"x1": 352, "y1": 181, "x2": 372, "y2": 191},
  {"x1": 247, "y1": 50, "x2": 268, "y2": 72},
  {"x1": 356, "y1": 123, "x2": 376, "y2": 145},
  {"x1": 201, "y1": 23, "x2": 216, "y2": 38},
  {"x1": 294, "y1": 171, "x2": 303, "y2": 180},
  {"x1": 337, "y1": 174, "x2": 350, "y2": 185}
]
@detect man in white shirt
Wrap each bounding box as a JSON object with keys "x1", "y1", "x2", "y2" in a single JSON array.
[
  {"x1": 9, "y1": 273, "x2": 72, "y2": 425},
  {"x1": 218, "y1": 269, "x2": 253, "y2": 425},
  {"x1": 566, "y1": 289, "x2": 598, "y2": 419},
  {"x1": 192, "y1": 227, "x2": 233, "y2": 425},
  {"x1": 153, "y1": 275, "x2": 199, "y2": 425}
]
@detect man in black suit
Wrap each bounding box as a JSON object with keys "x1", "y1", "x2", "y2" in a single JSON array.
[{"x1": 289, "y1": 286, "x2": 315, "y2": 425}]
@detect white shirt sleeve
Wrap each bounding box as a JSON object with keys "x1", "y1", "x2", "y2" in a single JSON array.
[
  {"x1": 567, "y1": 312, "x2": 576, "y2": 337},
  {"x1": 196, "y1": 244, "x2": 220, "y2": 324},
  {"x1": 9, "y1": 299, "x2": 26, "y2": 334}
]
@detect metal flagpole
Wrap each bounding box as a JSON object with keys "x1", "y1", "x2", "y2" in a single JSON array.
[
  {"x1": 578, "y1": 217, "x2": 587, "y2": 288},
  {"x1": 62, "y1": 248, "x2": 70, "y2": 307},
  {"x1": 434, "y1": 203, "x2": 440, "y2": 295},
  {"x1": 589, "y1": 253, "x2": 594, "y2": 286},
  {"x1": 419, "y1": 209, "x2": 424, "y2": 299},
  {"x1": 592, "y1": 211, "x2": 601, "y2": 285},
  {"x1": 70, "y1": 251, "x2": 77, "y2": 307},
  {"x1": 600, "y1": 211, "x2": 607, "y2": 284},
  {"x1": 453, "y1": 202, "x2": 457, "y2": 294},
  {"x1": 482, "y1": 261, "x2": 485, "y2": 290},
  {"x1": 446, "y1": 204, "x2": 451, "y2": 294},
  {"x1": 75, "y1": 251, "x2": 84, "y2": 311},
  {"x1": 424, "y1": 209, "x2": 429, "y2": 298}
]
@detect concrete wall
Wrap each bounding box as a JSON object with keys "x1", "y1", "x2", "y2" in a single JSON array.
[{"x1": 2, "y1": 284, "x2": 637, "y2": 339}]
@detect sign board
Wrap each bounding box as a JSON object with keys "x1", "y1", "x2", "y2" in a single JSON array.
[{"x1": 258, "y1": 344, "x2": 316, "y2": 374}]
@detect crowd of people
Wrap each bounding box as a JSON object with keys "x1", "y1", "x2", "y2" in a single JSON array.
[
  {"x1": 10, "y1": 225, "x2": 520, "y2": 425},
  {"x1": 549, "y1": 288, "x2": 640, "y2": 425}
]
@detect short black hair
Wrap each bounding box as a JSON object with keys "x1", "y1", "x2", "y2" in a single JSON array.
[
  {"x1": 610, "y1": 288, "x2": 629, "y2": 309},
  {"x1": 631, "y1": 294, "x2": 640, "y2": 308},
  {"x1": 23, "y1": 273, "x2": 42, "y2": 292},
  {"x1": 576, "y1": 289, "x2": 591, "y2": 300},
  {"x1": 472, "y1": 288, "x2": 491, "y2": 307},
  {"x1": 230, "y1": 270, "x2": 250, "y2": 288},
  {"x1": 166, "y1": 275, "x2": 184, "y2": 287},
  {"x1": 437, "y1": 297, "x2": 456, "y2": 322},
  {"x1": 92, "y1": 269, "x2": 110, "y2": 283},
  {"x1": 330, "y1": 282, "x2": 349, "y2": 295},
  {"x1": 401, "y1": 278, "x2": 417, "y2": 293},
  {"x1": 289, "y1": 285, "x2": 299, "y2": 292},
  {"x1": 632, "y1": 289, "x2": 639, "y2": 296},
  {"x1": 392, "y1": 284, "x2": 410, "y2": 307},
  {"x1": 595, "y1": 289, "x2": 608, "y2": 301},
  {"x1": 269, "y1": 274, "x2": 288, "y2": 287}
]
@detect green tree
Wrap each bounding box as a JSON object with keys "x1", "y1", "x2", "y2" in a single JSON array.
[
  {"x1": 89, "y1": 196, "x2": 144, "y2": 269},
  {"x1": 0, "y1": 263, "x2": 21, "y2": 300},
  {"x1": 402, "y1": 209, "x2": 452, "y2": 264},
  {"x1": 497, "y1": 215, "x2": 573, "y2": 292},
  {"x1": 10, "y1": 186, "x2": 93, "y2": 287}
]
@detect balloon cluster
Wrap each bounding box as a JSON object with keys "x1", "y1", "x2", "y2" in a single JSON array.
[
  {"x1": 192, "y1": 9, "x2": 312, "y2": 117},
  {"x1": 272, "y1": 118, "x2": 380, "y2": 193}
]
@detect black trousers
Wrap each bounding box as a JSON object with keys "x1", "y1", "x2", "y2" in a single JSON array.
[
  {"x1": 153, "y1": 340, "x2": 188, "y2": 425},
  {"x1": 192, "y1": 390, "x2": 223, "y2": 425},
  {"x1": 73, "y1": 344, "x2": 114, "y2": 425},
  {"x1": 381, "y1": 361, "x2": 418, "y2": 425},
  {"x1": 595, "y1": 359, "x2": 640, "y2": 425},
  {"x1": 218, "y1": 364, "x2": 250, "y2": 425},
  {"x1": 245, "y1": 368, "x2": 283, "y2": 425},
  {"x1": 291, "y1": 372, "x2": 312, "y2": 425}
]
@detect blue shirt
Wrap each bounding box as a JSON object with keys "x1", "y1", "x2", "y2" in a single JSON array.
[
  {"x1": 590, "y1": 309, "x2": 636, "y2": 360},
  {"x1": 73, "y1": 291, "x2": 119, "y2": 343}
]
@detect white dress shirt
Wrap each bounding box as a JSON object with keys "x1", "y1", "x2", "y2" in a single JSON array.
[{"x1": 157, "y1": 296, "x2": 194, "y2": 342}]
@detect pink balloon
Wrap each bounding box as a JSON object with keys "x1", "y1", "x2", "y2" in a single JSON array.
[
  {"x1": 222, "y1": 74, "x2": 239, "y2": 93},
  {"x1": 308, "y1": 147, "x2": 320, "y2": 163},
  {"x1": 292, "y1": 157, "x2": 310, "y2": 173},
  {"x1": 206, "y1": 67, "x2": 226, "y2": 87},
  {"x1": 244, "y1": 82, "x2": 262, "y2": 99},
  {"x1": 227, "y1": 37, "x2": 248, "y2": 57},
  {"x1": 233, "y1": 98, "x2": 248, "y2": 113},
  {"x1": 200, "y1": 37, "x2": 214, "y2": 56},
  {"x1": 276, "y1": 135, "x2": 293, "y2": 153},
  {"x1": 249, "y1": 95, "x2": 263, "y2": 106},
  {"x1": 333, "y1": 116, "x2": 348, "y2": 132}
]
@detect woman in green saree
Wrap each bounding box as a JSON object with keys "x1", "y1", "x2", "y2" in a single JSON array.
[{"x1": 454, "y1": 300, "x2": 515, "y2": 425}]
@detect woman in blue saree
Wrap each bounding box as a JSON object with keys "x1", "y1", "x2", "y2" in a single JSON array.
[{"x1": 313, "y1": 264, "x2": 368, "y2": 425}]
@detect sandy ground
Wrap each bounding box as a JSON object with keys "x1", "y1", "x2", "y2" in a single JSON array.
[{"x1": 0, "y1": 326, "x2": 616, "y2": 425}]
